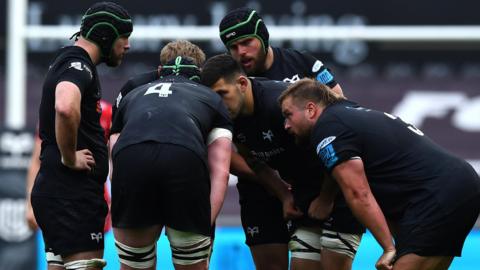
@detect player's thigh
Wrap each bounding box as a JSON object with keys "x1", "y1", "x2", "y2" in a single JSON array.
[
  {"x1": 395, "y1": 195, "x2": 480, "y2": 259},
  {"x1": 114, "y1": 225, "x2": 163, "y2": 247},
  {"x1": 393, "y1": 254, "x2": 453, "y2": 270},
  {"x1": 250, "y1": 243, "x2": 289, "y2": 270},
  {"x1": 111, "y1": 143, "x2": 167, "y2": 229},
  {"x1": 240, "y1": 193, "x2": 291, "y2": 247},
  {"x1": 32, "y1": 195, "x2": 108, "y2": 258},
  {"x1": 161, "y1": 145, "x2": 212, "y2": 237}
]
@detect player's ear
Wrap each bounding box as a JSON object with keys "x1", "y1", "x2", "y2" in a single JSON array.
[
  {"x1": 305, "y1": 102, "x2": 317, "y2": 118},
  {"x1": 236, "y1": 75, "x2": 249, "y2": 92}
]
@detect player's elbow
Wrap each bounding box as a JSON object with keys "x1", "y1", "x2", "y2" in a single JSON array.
[{"x1": 55, "y1": 101, "x2": 76, "y2": 118}]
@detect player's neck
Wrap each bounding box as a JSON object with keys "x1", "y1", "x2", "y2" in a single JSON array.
[
  {"x1": 75, "y1": 37, "x2": 101, "y2": 65},
  {"x1": 263, "y1": 46, "x2": 274, "y2": 71}
]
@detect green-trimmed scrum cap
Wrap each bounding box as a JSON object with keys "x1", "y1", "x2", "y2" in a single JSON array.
[
  {"x1": 80, "y1": 2, "x2": 133, "y2": 62},
  {"x1": 219, "y1": 7, "x2": 269, "y2": 54}
]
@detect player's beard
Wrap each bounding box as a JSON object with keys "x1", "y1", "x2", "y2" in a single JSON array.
[
  {"x1": 294, "y1": 133, "x2": 311, "y2": 146},
  {"x1": 291, "y1": 124, "x2": 312, "y2": 146},
  {"x1": 245, "y1": 48, "x2": 267, "y2": 76},
  {"x1": 105, "y1": 51, "x2": 123, "y2": 67}
]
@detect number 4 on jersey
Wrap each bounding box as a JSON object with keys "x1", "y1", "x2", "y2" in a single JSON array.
[{"x1": 145, "y1": 83, "x2": 173, "y2": 97}]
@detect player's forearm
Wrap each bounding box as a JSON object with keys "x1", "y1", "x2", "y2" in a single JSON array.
[
  {"x1": 55, "y1": 110, "x2": 79, "y2": 165},
  {"x1": 344, "y1": 187, "x2": 394, "y2": 251},
  {"x1": 230, "y1": 151, "x2": 257, "y2": 179},
  {"x1": 333, "y1": 160, "x2": 394, "y2": 252},
  {"x1": 208, "y1": 137, "x2": 232, "y2": 223},
  {"x1": 318, "y1": 173, "x2": 339, "y2": 205},
  {"x1": 210, "y1": 177, "x2": 228, "y2": 223},
  {"x1": 252, "y1": 163, "x2": 291, "y2": 201}
]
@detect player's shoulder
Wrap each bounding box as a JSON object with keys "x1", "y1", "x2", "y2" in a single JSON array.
[
  {"x1": 55, "y1": 46, "x2": 93, "y2": 67},
  {"x1": 49, "y1": 46, "x2": 95, "y2": 78},
  {"x1": 122, "y1": 70, "x2": 159, "y2": 93},
  {"x1": 274, "y1": 47, "x2": 313, "y2": 61}
]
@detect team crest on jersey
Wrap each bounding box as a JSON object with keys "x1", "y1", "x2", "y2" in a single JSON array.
[
  {"x1": 283, "y1": 74, "x2": 300, "y2": 83},
  {"x1": 262, "y1": 130, "x2": 274, "y2": 142},
  {"x1": 69, "y1": 62, "x2": 83, "y2": 71},
  {"x1": 90, "y1": 232, "x2": 103, "y2": 243},
  {"x1": 247, "y1": 226, "x2": 259, "y2": 237},
  {"x1": 312, "y1": 60, "x2": 324, "y2": 72}
]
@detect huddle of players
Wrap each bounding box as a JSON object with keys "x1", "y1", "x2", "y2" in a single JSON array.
[{"x1": 31, "y1": 2, "x2": 480, "y2": 270}]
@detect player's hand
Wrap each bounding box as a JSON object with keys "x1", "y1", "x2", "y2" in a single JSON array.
[
  {"x1": 25, "y1": 200, "x2": 38, "y2": 230},
  {"x1": 282, "y1": 193, "x2": 303, "y2": 220},
  {"x1": 375, "y1": 249, "x2": 396, "y2": 270},
  {"x1": 62, "y1": 149, "x2": 96, "y2": 171},
  {"x1": 308, "y1": 194, "x2": 334, "y2": 220}
]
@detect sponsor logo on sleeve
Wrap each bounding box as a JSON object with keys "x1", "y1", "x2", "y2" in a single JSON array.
[
  {"x1": 316, "y1": 136, "x2": 338, "y2": 169},
  {"x1": 312, "y1": 60, "x2": 324, "y2": 72},
  {"x1": 316, "y1": 136, "x2": 336, "y2": 153},
  {"x1": 316, "y1": 69, "x2": 334, "y2": 84}
]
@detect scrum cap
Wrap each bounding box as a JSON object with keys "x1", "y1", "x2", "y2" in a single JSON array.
[
  {"x1": 80, "y1": 2, "x2": 132, "y2": 62},
  {"x1": 219, "y1": 7, "x2": 269, "y2": 53}
]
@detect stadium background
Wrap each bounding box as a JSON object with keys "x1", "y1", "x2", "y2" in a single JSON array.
[{"x1": 0, "y1": 0, "x2": 479, "y2": 269}]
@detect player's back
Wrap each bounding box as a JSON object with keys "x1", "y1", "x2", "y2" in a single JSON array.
[{"x1": 111, "y1": 75, "x2": 231, "y2": 165}]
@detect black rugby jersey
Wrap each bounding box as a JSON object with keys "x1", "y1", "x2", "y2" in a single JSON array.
[
  {"x1": 235, "y1": 79, "x2": 323, "y2": 206},
  {"x1": 111, "y1": 75, "x2": 232, "y2": 166},
  {"x1": 256, "y1": 47, "x2": 338, "y2": 87},
  {"x1": 34, "y1": 46, "x2": 108, "y2": 198},
  {"x1": 312, "y1": 101, "x2": 480, "y2": 222},
  {"x1": 112, "y1": 69, "x2": 159, "y2": 119}
]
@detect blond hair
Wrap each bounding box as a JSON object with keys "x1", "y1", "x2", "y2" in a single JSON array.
[
  {"x1": 278, "y1": 78, "x2": 344, "y2": 107},
  {"x1": 160, "y1": 40, "x2": 206, "y2": 66}
]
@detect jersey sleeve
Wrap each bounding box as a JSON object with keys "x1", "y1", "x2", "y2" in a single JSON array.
[
  {"x1": 110, "y1": 99, "x2": 126, "y2": 135},
  {"x1": 301, "y1": 52, "x2": 338, "y2": 88},
  {"x1": 56, "y1": 59, "x2": 93, "y2": 94},
  {"x1": 112, "y1": 80, "x2": 134, "y2": 120},
  {"x1": 312, "y1": 119, "x2": 360, "y2": 173}
]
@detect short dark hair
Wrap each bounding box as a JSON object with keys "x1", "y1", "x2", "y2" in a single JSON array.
[
  {"x1": 278, "y1": 78, "x2": 344, "y2": 107},
  {"x1": 201, "y1": 54, "x2": 246, "y2": 87}
]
